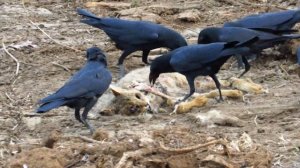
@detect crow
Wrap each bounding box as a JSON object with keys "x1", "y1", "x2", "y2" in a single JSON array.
[
  {"x1": 37, "y1": 47, "x2": 112, "y2": 134},
  {"x1": 77, "y1": 8, "x2": 187, "y2": 78},
  {"x1": 149, "y1": 38, "x2": 257, "y2": 103},
  {"x1": 224, "y1": 9, "x2": 300, "y2": 34},
  {"x1": 198, "y1": 27, "x2": 300, "y2": 74}
]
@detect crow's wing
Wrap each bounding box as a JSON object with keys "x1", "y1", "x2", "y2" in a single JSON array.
[
  {"x1": 100, "y1": 19, "x2": 161, "y2": 44},
  {"x1": 220, "y1": 27, "x2": 279, "y2": 42},
  {"x1": 170, "y1": 44, "x2": 226, "y2": 72},
  {"x1": 233, "y1": 10, "x2": 297, "y2": 29},
  {"x1": 39, "y1": 67, "x2": 111, "y2": 104},
  {"x1": 78, "y1": 9, "x2": 161, "y2": 45}
]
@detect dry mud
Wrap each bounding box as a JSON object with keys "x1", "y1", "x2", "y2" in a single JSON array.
[{"x1": 1, "y1": 0, "x2": 300, "y2": 168}]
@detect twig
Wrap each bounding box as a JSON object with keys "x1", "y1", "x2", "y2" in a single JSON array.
[
  {"x1": 280, "y1": 64, "x2": 289, "y2": 76},
  {"x1": 254, "y1": 115, "x2": 258, "y2": 126},
  {"x1": 115, "y1": 148, "x2": 154, "y2": 168},
  {"x1": 2, "y1": 41, "x2": 20, "y2": 75},
  {"x1": 5, "y1": 92, "x2": 15, "y2": 102},
  {"x1": 65, "y1": 159, "x2": 82, "y2": 168},
  {"x1": 51, "y1": 62, "x2": 71, "y2": 73},
  {"x1": 159, "y1": 139, "x2": 229, "y2": 155},
  {"x1": 21, "y1": 1, "x2": 83, "y2": 53},
  {"x1": 67, "y1": 135, "x2": 108, "y2": 145},
  {"x1": 12, "y1": 123, "x2": 19, "y2": 131},
  {"x1": 28, "y1": 20, "x2": 82, "y2": 52}
]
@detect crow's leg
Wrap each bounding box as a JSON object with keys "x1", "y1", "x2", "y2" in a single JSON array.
[
  {"x1": 235, "y1": 55, "x2": 244, "y2": 69},
  {"x1": 210, "y1": 74, "x2": 223, "y2": 102},
  {"x1": 118, "y1": 64, "x2": 126, "y2": 78},
  {"x1": 81, "y1": 97, "x2": 98, "y2": 134},
  {"x1": 238, "y1": 55, "x2": 251, "y2": 78},
  {"x1": 118, "y1": 50, "x2": 135, "y2": 78},
  {"x1": 142, "y1": 50, "x2": 150, "y2": 64},
  {"x1": 176, "y1": 76, "x2": 195, "y2": 104},
  {"x1": 74, "y1": 107, "x2": 82, "y2": 123}
]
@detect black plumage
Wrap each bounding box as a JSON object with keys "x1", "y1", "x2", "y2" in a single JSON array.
[
  {"x1": 37, "y1": 47, "x2": 112, "y2": 134},
  {"x1": 198, "y1": 27, "x2": 300, "y2": 74},
  {"x1": 77, "y1": 8, "x2": 187, "y2": 77},
  {"x1": 224, "y1": 9, "x2": 300, "y2": 34},
  {"x1": 150, "y1": 39, "x2": 256, "y2": 103}
]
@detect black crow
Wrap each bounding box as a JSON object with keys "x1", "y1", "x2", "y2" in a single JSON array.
[
  {"x1": 224, "y1": 9, "x2": 300, "y2": 34},
  {"x1": 198, "y1": 27, "x2": 300, "y2": 74},
  {"x1": 37, "y1": 47, "x2": 112, "y2": 134},
  {"x1": 149, "y1": 38, "x2": 257, "y2": 103},
  {"x1": 77, "y1": 8, "x2": 187, "y2": 78}
]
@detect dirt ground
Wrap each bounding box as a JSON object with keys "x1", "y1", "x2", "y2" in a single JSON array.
[{"x1": 1, "y1": 0, "x2": 300, "y2": 168}]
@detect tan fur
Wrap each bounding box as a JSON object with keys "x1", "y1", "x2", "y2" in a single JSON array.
[
  {"x1": 97, "y1": 66, "x2": 268, "y2": 115},
  {"x1": 109, "y1": 86, "x2": 148, "y2": 115},
  {"x1": 230, "y1": 77, "x2": 267, "y2": 94},
  {"x1": 204, "y1": 89, "x2": 243, "y2": 99},
  {"x1": 195, "y1": 79, "x2": 231, "y2": 90},
  {"x1": 175, "y1": 96, "x2": 208, "y2": 114}
]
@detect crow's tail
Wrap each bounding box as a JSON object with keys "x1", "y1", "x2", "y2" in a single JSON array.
[
  {"x1": 252, "y1": 28, "x2": 298, "y2": 34},
  {"x1": 36, "y1": 100, "x2": 66, "y2": 113},
  {"x1": 77, "y1": 8, "x2": 105, "y2": 28},
  {"x1": 261, "y1": 34, "x2": 300, "y2": 44},
  {"x1": 77, "y1": 8, "x2": 100, "y2": 20}
]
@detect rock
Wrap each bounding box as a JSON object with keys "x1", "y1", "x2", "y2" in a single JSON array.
[
  {"x1": 24, "y1": 117, "x2": 41, "y2": 130},
  {"x1": 117, "y1": 7, "x2": 162, "y2": 23},
  {"x1": 43, "y1": 130, "x2": 62, "y2": 148},
  {"x1": 93, "y1": 128, "x2": 110, "y2": 141},
  {"x1": 35, "y1": 8, "x2": 53, "y2": 16},
  {"x1": 7, "y1": 147, "x2": 70, "y2": 168},
  {"x1": 85, "y1": 2, "x2": 131, "y2": 10},
  {"x1": 147, "y1": 5, "x2": 181, "y2": 16},
  {"x1": 177, "y1": 9, "x2": 201, "y2": 22},
  {"x1": 187, "y1": 37, "x2": 198, "y2": 44},
  {"x1": 182, "y1": 28, "x2": 201, "y2": 38}
]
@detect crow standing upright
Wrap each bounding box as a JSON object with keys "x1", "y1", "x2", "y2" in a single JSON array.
[
  {"x1": 198, "y1": 27, "x2": 300, "y2": 75},
  {"x1": 149, "y1": 38, "x2": 257, "y2": 103},
  {"x1": 37, "y1": 47, "x2": 112, "y2": 134},
  {"x1": 224, "y1": 9, "x2": 300, "y2": 34},
  {"x1": 77, "y1": 8, "x2": 187, "y2": 78}
]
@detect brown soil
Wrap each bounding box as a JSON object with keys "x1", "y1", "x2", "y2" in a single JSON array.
[{"x1": 1, "y1": 0, "x2": 300, "y2": 168}]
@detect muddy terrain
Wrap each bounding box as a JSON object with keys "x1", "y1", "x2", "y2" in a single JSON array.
[{"x1": 1, "y1": 0, "x2": 300, "y2": 168}]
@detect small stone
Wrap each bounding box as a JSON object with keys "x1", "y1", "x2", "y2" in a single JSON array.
[
  {"x1": 257, "y1": 128, "x2": 265, "y2": 133},
  {"x1": 177, "y1": 9, "x2": 201, "y2": 22}
]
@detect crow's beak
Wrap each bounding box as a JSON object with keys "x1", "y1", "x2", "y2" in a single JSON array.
[{"x1": 149, "y1": 72, "x2": 158, "y2": 87}]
